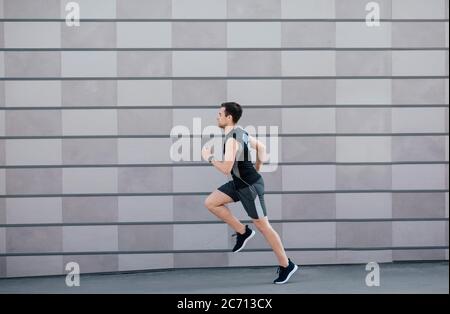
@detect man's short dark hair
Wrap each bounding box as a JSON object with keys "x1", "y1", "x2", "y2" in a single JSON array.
[{"x1": 221, "y1": 102, "x2": 242, "y2": 124}]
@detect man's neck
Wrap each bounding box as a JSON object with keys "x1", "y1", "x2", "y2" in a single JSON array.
[{"x1": 224, "y1": 124, "x2": 236, "y2": 135}]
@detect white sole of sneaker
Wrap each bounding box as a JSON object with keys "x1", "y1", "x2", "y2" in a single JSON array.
[
  {"x1": 274, "y1": 264, "x2": 299, "y2": 285},
  {"x1": 233, "y1": 230, "x2": 256, "y2": 253}
]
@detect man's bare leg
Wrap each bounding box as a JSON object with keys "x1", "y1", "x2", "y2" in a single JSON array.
[
  {"x1": 253, "y1": 217, "x2": 289, "y2": 267},
  {"x1": 204, "y1": 190, "x2": 246, "y2": 234}
]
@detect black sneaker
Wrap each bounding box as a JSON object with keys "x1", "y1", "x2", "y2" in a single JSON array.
[
  {"x1": 273, "y1": 258, "x2": 298, "y2": 284},
  {"x1": 232, "y1": 225, "x2": 256, "y2": 253}
]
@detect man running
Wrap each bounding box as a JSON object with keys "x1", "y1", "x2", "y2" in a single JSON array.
[{"x1": 202, "y1": 102, "x2": 298, "y2": 284}]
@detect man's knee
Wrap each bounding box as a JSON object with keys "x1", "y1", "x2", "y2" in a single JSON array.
[
  {"x1": 204, "y1": 196, "x2": 218, "y2": 211},
  {"x1": 253, "y1": 218, "x2": 271, "y2": 233}
]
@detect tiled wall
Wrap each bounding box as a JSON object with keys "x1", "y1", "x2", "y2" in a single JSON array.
[{"x1": 0, "y1": 0, "x2": 448, "y2": 278}]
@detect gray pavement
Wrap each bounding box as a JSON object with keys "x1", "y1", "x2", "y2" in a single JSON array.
[{"x1": 0, "y1": 261, "x2": 448, "y2": 294}]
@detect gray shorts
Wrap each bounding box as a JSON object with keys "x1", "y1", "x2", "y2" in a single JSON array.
[{"x1": 217, "y1": 176, "x2": 267, "y2": 219}]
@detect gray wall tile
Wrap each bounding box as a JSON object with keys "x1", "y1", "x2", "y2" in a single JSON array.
[
  {"x1": 392, "y1": 79, "x2": 446, "y2": 105},
  {"x1": 63, "y1": 196, "x2": 118, "y2": 223},
  {"x1": 392, "y1": 22, "x2": 446, "y2": 48},
  {"x1": 228, "y1": 22, "x2": 281, "y2": 48},
  {"x1": 0, "y1": 257, "x2": 5, "y2": 277},
  {"x1": 282, "y1": 137, "x2": 336, "y2": 162},
  {"x1": 282, "y1": 193, "x2": 336, "y2": 219},
  {"x1": 173, "y1": 80, "x2": 226, "y2": 106},
  {"x1": 4, "y1": 22, "x2": 61, "y2": 48},
  {"x1": 4, "y1": 0, "x2": 59, "y2": 18},
  {"x1": 283, "y1": 80, "x2": 336, "y2": 105},
  {"x1": 392, "y1": 136, "x2": 446, "y2": 162},
  {"x1": 173, "y1": 22, "x2": 226, "y2": 48},
  {"x1": 173, "y1": 52, "x2": 226, "y2": 77},
  {"x1": 118, "y1": 52, "x2": 172, "y2": 77},
  {"x1": 119, "y1": 225, "x2": 173, "y2": 251},
  {"x1": 6, "y1": 197, "x2": 62, "y2": 224},
  {"x1": 62, "y1": 139, "x2": 117, "y2": 164},
  {"x1": 336, "y1": 165, "x2": 391, "y2": 190},
  {"x1": 393, "y1": 221, "x2": 447, "y2": 247},
  {"x1": 173, "y1": 195, "x2": 215, "y2": 221},
  {"x1": 174, "y1": 252, "x2": 229, "y2": 268},
  {"x1": 116, "y1": 0, "x2": 171, "y2": 18},
  {"x1": 5, "y1": 52, "x2": 61, "y2": 77},
  {"x1": 283, "y1": 165, "x2": 336, "y2": 191},
  {"x1": 118, "y1": 196, "x2": 173, "y2": 222},
  {"x1": 118, "y1": 167, "x2": 172, "y2": 193},
  {"x1": 281, "y1": 0, "x2": 335, "y2": 19},
  {"x1": 117, "y1": 22, "x2": 171, "y2": 48},
  {"x1": 392, "y1": 0, "x2": 446, "y2": 19},
  {"x1": 119, "y1": 253, "x2": 174, "y2": 271},
  {"x1": 6, "y1": 169, "x2": 62, "y2": 195},
  {"x1": 6, "y1": 110, "x2": 61, "y2": 136},
  {"x1": 63, "y1": 226, "x2": 118, "y2": 252},
  {"x1": 337, "y1": 222, "x2": 392, "y2": 247},
  {"x1": 227, "y1": 0, "x2": 281, "y2": 18},
  {"x1": 336, "y1": 51, "x2": 391, "y2": 76},
  {"x1": 62, "y1": 81, "x2": 117, "y2": 107},
  {"x1": 282, "y1": 22, "x2": 335, "y2": 48},
  {"x1": 392, "y1": 164, "x2": 446, "y2": 190},
  {"x1": 0, "y1": 199, "x2": 5, "y2": 224},
  {"x1": 174, "y1": 224, "x2": 227, "y2": 250},
  {"x1": 7, "y1": 227, "x2": 62, "y2": 253},
  {"x1": 228, "y1": 52, "x2": 281, "y2": 77},
  {"x1": 393, "y1": 249, "x2": 446, "y2": 261},
  {"x1": 283, "y1": 222, "x2": 336, "y2": 248},
  {"x1": 63, "y1": 255, "x2": 118, "y2": 274},
  {"x1": 336, "y1": 108, "x2": 391, "y2": 133},
  {"x1": 62, "y1": 22, "x2": 116, "y2": 48},
  {"x1": 0, "y1": 22, "x2": 3, "y2": 48},
  {"x1": 173, "y1": 0, "x2": 226, "y2": 19},
  {"x1": 63, "y1": 168, "x2": 117, "y2": 194},
  {"x1": 118, "y1": 109, "x2": 173, "y2": 135},
  {"x1": 336, "y1": 193, "x2": 392, "y2": 219},
  {"x1": 393, "y1": 193, "x2": 446, "y2": 218},
  {"x1": 6, "y1": 256, "x2": 62, "y2": 277}
]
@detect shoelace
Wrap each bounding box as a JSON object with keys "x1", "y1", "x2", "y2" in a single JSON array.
[
  {"x1": 232, "y1": 230, "x2": 246, "y2": 238},
  {"x1": 277, "y1": 264, "x2": 289, "y2": 275}
]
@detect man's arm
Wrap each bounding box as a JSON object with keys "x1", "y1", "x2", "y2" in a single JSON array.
[
  {"x1": 248, "y1": 135, "x2": 267, "y2": 171},
  {"x1": 202, "y1": 138, "x2": 239, "y2": 176}
]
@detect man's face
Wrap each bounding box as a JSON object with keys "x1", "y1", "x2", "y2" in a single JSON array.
[{"x1": 216, "y1": 107, "x2": 232, "y2": 128}]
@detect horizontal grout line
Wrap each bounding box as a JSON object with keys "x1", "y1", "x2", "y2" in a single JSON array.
[
  {"x1": 1, "y1": 133, "x2": 448, "y2": 140},
  {"x1": 1, "y1": 161, "x2": 448, "y2": 170},
  {"x1": 1, "y1": 246, "x2": 448, "y2": 257},
  {"x1": 1, "y1": 76, "x2": 448, "y2": 81},
  {"x1": 0, "y1": 104, "x2": 449, "y2": 110},
  {"x1": 1, "y1": 47, "x2": 449, "y2": 51},
  {"x1": 0, "y1": 18, "x2": 449, "y2": 22},
  {"x1": 1, "y1": 218, "x2": 448, "y2": 228},
  {"x1": 1, "y1": 190, "x2": 448, "y2": 198}
]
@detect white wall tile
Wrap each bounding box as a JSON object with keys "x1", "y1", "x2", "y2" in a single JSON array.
[
  {"x1": 63, "y1": 168, "x2": 118, "y2": 193},
  {"x1": 228, "y1": 22, "x2": 281, "y2": 48},
  {"x1": 173, "y1": 52, "x2": 226, "y2": 77}
]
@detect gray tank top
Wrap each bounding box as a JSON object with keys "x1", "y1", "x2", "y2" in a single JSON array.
[{"x1": 223, "y1": 126, "x2": 261, "y2": 189}]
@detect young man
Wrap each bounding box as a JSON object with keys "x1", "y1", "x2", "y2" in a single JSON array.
[{"x1": 202, "y1": 102, "x2": 299, "y2": 284}]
